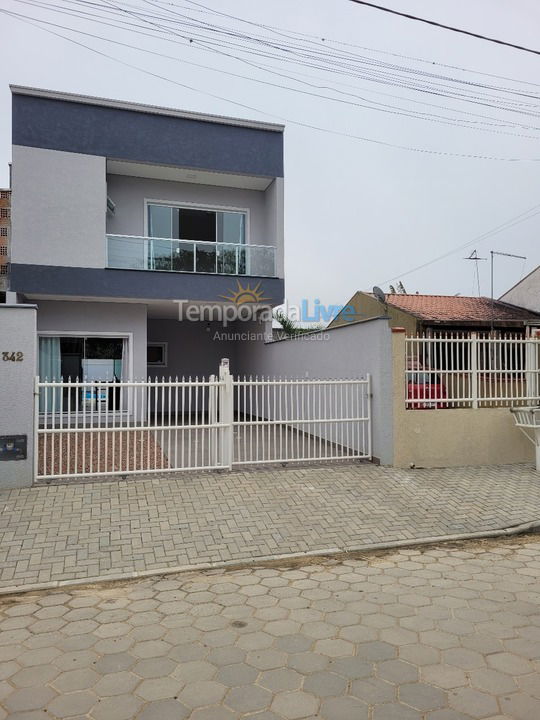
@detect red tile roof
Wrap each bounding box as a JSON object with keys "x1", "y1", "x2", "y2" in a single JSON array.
[{"x1": 382, "y1": 294, "x2": 540, "y2": 323}]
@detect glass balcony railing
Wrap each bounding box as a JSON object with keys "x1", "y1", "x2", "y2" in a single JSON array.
[{"x1": 107, "y1": 235, "x2": 277, "y2": 278}]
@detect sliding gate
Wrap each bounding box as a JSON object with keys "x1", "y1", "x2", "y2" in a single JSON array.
[
  {"x1": 35, "y1": 360, "x2": 371, "y2": 481},
  {"x1": 233, "y1": 375, "x2": 371, "y2": 465}
]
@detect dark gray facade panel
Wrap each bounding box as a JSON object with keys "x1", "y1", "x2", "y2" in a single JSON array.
[
  {"x1": 10, "y1": 264, "x2": 285, "y2": 305},
  {"x1": 13, "y1": 96, "x2": 284, "y2": 178}
]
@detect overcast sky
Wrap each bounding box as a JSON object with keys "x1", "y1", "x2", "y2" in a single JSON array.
[{"x1": 1, "y1": 0, "x2": 539, "y2": 308}]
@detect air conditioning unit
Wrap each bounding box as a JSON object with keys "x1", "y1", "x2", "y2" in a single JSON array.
[{"x1": 106, "y1": 196, "x2": 116, "y2": 215}]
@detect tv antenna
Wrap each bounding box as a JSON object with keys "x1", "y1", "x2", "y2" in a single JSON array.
[
  {"x1": 464, "y1": 250, "x2": 486, "y2": 296},
  {"x1": 490, "y1": 250, "x2": 527, "y2": 331}
]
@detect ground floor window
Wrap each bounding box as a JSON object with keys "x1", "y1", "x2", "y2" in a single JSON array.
[
  {"x1": 147, "y1": 342, "x2": 167, "y2": 367},
  {"x1": 38, "y1": 335, "x2": 129, "y2": 412}
]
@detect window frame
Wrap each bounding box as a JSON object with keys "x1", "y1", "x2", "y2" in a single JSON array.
[
  {"x1": 37, "y1": 331, "x2": 133, "y2": 381},
  {"x1": 147, "y1": 342, "x2": 168, "y2": 368},
  {"x1": 144, "y1": 199, "x2": 250, "y2": 245}
]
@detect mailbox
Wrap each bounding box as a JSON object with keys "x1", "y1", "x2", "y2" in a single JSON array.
[{"x1": 0, "y1": 435, "x2": 27, "y2": 461}]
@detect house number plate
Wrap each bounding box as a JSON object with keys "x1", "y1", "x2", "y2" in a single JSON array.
[{"x1": 2, "y1": 352, "x2": 24, "y2": 362}]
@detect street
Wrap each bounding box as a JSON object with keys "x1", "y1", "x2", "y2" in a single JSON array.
[{"x1": 0, "y1": 535, "x2": 538, "y2": 719}]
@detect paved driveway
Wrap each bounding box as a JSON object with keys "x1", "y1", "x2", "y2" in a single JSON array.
[
  {"x1": 1, "y1": 463, "x2": 540, "y2": 592},
  {"x1": 0, "y1": 536, "x2": 539, "y2": 720}
]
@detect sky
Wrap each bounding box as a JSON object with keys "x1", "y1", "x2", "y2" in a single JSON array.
[{"x1": 1, "y1": 0, "x2": 539, "y2": 309}]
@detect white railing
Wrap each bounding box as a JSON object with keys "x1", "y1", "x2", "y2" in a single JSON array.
[
  {"x1": 405, "y1": 332, "x2": 540, "y2": 409},
  {"x1": 35, "y1": 361, "x2": 372, "y2": 481},
  {"x1": 107, "y1": 234, "x2": 276, "y2": 277}
]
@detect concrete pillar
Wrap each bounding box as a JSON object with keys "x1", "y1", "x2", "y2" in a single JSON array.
[{"x1": 0, "y1": 305, "x2": 36, "y2": 488}]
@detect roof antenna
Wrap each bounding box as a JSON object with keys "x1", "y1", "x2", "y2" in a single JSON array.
[
  {"x1": 463, "y1": 250, "x2": 486, "y2": 297},
  {"x1": 490, "y1": 250, "x2": 527, "y2": 332}
]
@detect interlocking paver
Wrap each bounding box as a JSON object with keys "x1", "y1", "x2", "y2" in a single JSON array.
[
  {"x1": 320, "y1": 695, "x2": 369, "y2": 720},
  {"x1": 0, "y1": 536, "x2": 537, "y2": 720},
  {"x1": 351, "y1": 677, "x2": 395, "y2": 704},
  {"x1": 216, "y1": 663, "x2": 259, "y2": 687},
  {"x1": 225, "y1": 684, "x2": 272, "y2": 713},
  {"x1": 1, "y1": 463, "x2": 540, "y2": 589},
  {"x1": 137, "y1": 698, "x2": 190, "y2": 720},
  {"x1": 303, "y1": 671, "x2": 346, "y2": 697}
]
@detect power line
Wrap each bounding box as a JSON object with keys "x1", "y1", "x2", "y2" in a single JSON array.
[
  {"x1": 170, "y1": 0, "x2": 540, "y2": 86},
  {"x1": 13, "y1": 0, "x2": 540, "y2": 110},
  {"x1": 12, "y1": 0, "x2": 540, "y2": 122},
  {"x1": 348, "y1": 0, "x2": 540, "y2": 56},
  {"x1": 12, "y1": 0, "x2": 540, "y2": 134},
  {"x1": 380, "y1": 203, "x2": 540, "y2": 285},
  {"x1": 4, "y1": 7, "x2": 540, "y2": 161},
  {"x1": 11, "y1": 7, "x2": 539, "y2": 140}
]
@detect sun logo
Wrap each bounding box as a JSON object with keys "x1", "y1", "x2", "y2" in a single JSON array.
[{"x1": 220, "y1": 280, "x2": 270, "y2": 304}]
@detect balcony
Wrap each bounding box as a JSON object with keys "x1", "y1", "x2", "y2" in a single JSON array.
[{"x1": 107, "y1": 235, "x2": 276, "y2": 278}]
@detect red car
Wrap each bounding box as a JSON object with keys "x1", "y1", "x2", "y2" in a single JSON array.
[{"x1": 407, "y1": 370, "x2": 447, "y2": 409}]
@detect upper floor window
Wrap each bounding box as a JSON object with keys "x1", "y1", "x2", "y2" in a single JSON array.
[{"x1": 147, "y1": 204, "x2": 246, "y2": 245}]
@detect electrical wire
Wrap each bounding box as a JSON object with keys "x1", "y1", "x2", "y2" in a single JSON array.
[
  {"x1": 4, "y1": 6, "x2": 540, "y2": 162},
  {"x1": 380, "y1": 203, "x2": 540, "y2": 285},
  {"x1": 12, "y1": 0, "x2": 540, "y2": 111},
  {"x1": 169, "y1": 0, "x2": 540, "y2": 86},
  {"x1": 348, "y1": 0, "x2": 540, "y2": 56},
  {"x1": 13, "y1": 5, "x2": 537, "y2": 139},
  {"x1": 11, "y1": 0, "x2": 540, "y2": 130}
]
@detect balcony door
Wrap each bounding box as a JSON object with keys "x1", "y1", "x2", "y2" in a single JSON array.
[{"x1": 147, "y1": 203, "x2": 246, "y2": 274}]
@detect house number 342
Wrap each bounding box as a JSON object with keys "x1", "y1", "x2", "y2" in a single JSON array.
[{"x1": 2, "y1": 352, "x2": 24, "y2": 362}]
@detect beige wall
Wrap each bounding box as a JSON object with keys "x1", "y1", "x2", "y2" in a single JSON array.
[
  {"x1": 392, "y1": 330, "x2": 534, "y2": 468},
  {"x1": 330, "y1": 291, "x2": 418, "y2": 334}
]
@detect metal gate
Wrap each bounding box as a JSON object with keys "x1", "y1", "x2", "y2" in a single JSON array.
[
  {"x1": 35, "y1": 359, "x2": 371, "y2": 481},
  {"x1": 232, "y1": 375, "x2": 371, "y2": 465}
]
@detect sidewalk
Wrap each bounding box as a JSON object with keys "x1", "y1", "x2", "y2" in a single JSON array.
[{"x1": 1, "y1": 463, "x2": 539, "y2": 592}]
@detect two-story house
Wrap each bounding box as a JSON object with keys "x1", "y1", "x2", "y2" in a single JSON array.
[{"x1": 9, "y1": 86, "x2": 284, "y2": 383}]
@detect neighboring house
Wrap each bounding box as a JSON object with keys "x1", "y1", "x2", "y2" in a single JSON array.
[
  {"x1": 0, "y1": 189, "x2": 9, "y2": 295},
  {"x1": 329, "y1": 291, "x2": 540, "y2": 335},
  {"x1": 500, "y1": 266, "x2": 540, "y2": 314},
  {"x1": 8, "y1": 86, "x2": 285, "y2": 381}
]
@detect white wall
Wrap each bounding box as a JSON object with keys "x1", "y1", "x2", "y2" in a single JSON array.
[
  {"x1": 36, "y1": 300, "x2": 147, "y2": 380},
  {"x1": 501, "y1": 267, "x2": 540, "y2": 314},
  {"x1": 106, "y1": 175, "x2": 271, "y2": 248},
  {"x1": 11, "y1": 145, "x2": 106, "y2": 268},
  {"x1": 0, "y1": 305, "x2": 36, "y2": 488},
  {"x1": 263, "y1": 178, "x2": 285, "y2": 278},
  {"x1": 237, "y1": 317, "x2": 394, "y2": 465}
]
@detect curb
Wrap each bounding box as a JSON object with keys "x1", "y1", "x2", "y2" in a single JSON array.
[{"x1": 1, "y1": 519, "x2": 539, "y2": 598}]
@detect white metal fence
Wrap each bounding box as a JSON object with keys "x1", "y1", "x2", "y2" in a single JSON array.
[
  {"x1": 35, "y1": 360, "x2": 372, "y2": 481},
  {"x1": 36, "y1": 375, "x2": 224, "y2": 481},
  {"x1": 233, "y1": 376, "x2": 371, "y2": 465},
  {"x1": 405, "y1": 333, "x2": 540, "y2": 409}
]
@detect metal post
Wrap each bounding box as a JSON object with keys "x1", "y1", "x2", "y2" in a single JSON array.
[
  {"x1": 490, "y1": 251, "x2": 494, "y2": 334},
  {"x1": 525, "y1": 329, "x2": 540, "y2": 406},
  {"x1": 33, "y1": 376, "x2": 40, "y2": 484},
  {"x1": 219, "y1": 358, "x2": 234, "y2": 470},
  {"x1": 366, "y1": 373, "x2": 372, "y2": 459},
  {"x1": 209, "y1": 374, "x2": 217, "y2": 467},
  {"x1": 471, "y1": 332, "x2": 479, "y2": 409},
  {"x1": 490, "y1": 250, "x2": 527, "y2": 334}
]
